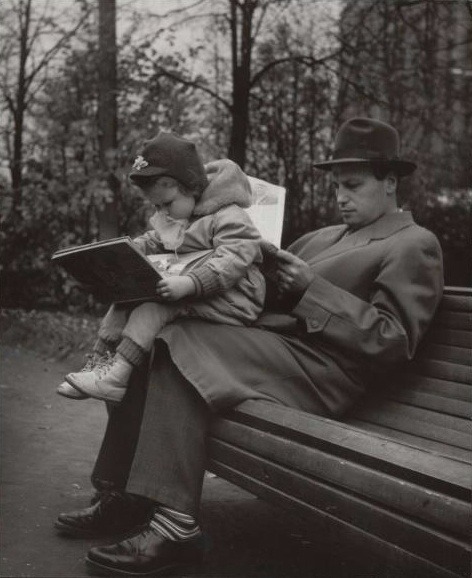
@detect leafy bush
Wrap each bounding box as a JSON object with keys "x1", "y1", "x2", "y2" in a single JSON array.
[{"x1": 0, "y1": 161, "x2": 150, "y2": 310}]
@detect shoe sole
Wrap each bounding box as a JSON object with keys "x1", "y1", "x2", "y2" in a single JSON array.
[
  {"x1": 85, "y1": 555, "x2": 201, "y2": 576},
  {"x1": 54, "y1": 519, "x2": 102, "y2": 538},
  {"x1": 56, "y1": 388, "x2": 90, "y2": 400},
  {"x1": 64, "y1": 376, "x2": 121, "y2": 405}
]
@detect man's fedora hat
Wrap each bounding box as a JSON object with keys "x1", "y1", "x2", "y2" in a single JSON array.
[{"x1": 313, "y1": 117, "x2": 417, "y2": 176}]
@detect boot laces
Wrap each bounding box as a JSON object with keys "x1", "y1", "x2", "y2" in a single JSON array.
[
  {"x1": 81, "y1": 353, "x2": 97, "y2": 372},
  {"x1": 94, "y1": 351, "x2": 116, "y2": 378},
  {"x1": 81, "y1": 350, "x2": 114, "y2": 373}
]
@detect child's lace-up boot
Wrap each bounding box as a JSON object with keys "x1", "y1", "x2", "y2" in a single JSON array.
[
  {"x1": 65, "y1": 353, "x2": 133, "y2": 404},
  {"x1": 56, "y1": 352, "x2": 114, "y2": 400}
]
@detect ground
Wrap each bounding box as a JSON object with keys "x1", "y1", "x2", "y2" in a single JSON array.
[{"x1": 0, "y1": 343, "x2": 365, "y2": 578}]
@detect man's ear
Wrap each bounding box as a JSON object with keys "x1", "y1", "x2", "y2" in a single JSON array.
[{"x1": 385, "y1": 174, "x2": 397, "y2": 196}]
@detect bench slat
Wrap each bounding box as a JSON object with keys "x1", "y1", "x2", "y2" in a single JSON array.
[
  {"x1": 352, "y1": 401, "x2": 471, "y2": 449},
  {"x1": 431, "y1": 311, "x2": 472, "y2": 331},
  {"x1": 439, "y1": 291, "x2": 472, "y2": 312},
  {"x1": 352, "y1": 399, "x2": 470, "y2": 433},
  {"x1": 416, "y1": 343, "x2": 472, "y2": 366},
  {"x1": 409, "y1": 359, "x2": 472, "y2": 385},
  {"x1": 380, "y1": 389, "x2": 471, "y2": 418},
  {"x1": 425, "y1": 328, "x2": 471, "y2": 348},
  {"x1": 345, "y1": 419, "x2": 471, "y2": 463},
  {"x1": 208, "y1": 449, "x2": 470, "y2": 576},
  {"x1": 227, "y1": 401, "x2": 471, "y2": 497},
  {"x1": 209, "y1": 428, "x2": 471, "y2": 537},
  {"x1": 210, "y1": 461, "x2": 466, "y2": 578},
  {"x1": 392, "y1": 374, "x2": 471, "y2": 402}
]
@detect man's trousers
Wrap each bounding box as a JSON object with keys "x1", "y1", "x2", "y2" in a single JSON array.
[{"x1": 91, "y1": 344, "x2": 211, "y2": 516}]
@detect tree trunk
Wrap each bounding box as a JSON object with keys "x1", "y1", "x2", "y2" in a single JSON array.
[
  {"x1": 227, "y1": 0, "x2": 256, "y2": 169},
  {"x1": 97, "y1": 0, "x2": 119, "y2": 240},
  {"x1": 11, "y1": 0, "x2": 32, "y2": 208},
  {"x1": 229, "y1": 73, "x2": 251, "y2": 167}
]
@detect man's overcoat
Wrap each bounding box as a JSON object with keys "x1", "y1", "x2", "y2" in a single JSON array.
[{"x1": 158, "y1": 211, "x2": 443, "y2": 417}]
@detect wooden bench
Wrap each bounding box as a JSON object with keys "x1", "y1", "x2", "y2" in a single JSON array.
[{"x1": 208, "y1": 287, "x2": 472, "y2": 578}]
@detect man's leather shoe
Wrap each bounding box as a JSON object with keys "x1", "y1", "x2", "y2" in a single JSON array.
[
  {"x1": 54, "y1": 491, "x2": 153, "y2": 538},
  {"x1": 85, "y1": 527, "x2": 204, "y2": 576}
]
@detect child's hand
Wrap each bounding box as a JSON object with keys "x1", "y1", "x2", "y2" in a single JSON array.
[{"x1": 156, "y1": 276, "x2": 196, "y2": 301}]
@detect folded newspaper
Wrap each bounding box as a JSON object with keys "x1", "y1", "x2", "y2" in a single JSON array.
[{"x1": 52, "y1": 176, "x2": 286, "y2": 304}]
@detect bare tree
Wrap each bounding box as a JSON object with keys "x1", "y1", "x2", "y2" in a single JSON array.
[
  {"x1": 0, "y1": 0, "x2": 92, "y2": 208},
  {"x1": 141, "y1": 0, "x2": 340, "y2": 168},
  {"x1": 335, "y1": 0, "x2": 472, "y2": 284},
  {"x1": 97, "y1": 0, "x2": 119, "y2": 239},
  {"x1": 336, "y1": 0, "x2": 471, "y2": 187},
  {"x1": 247, "y1": 10, "x2": 339, "y2": 243}
]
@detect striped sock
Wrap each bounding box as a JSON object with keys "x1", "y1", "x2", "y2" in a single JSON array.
[{"x1": 150, "y1": 505, "x2": 201, "y2": 541}]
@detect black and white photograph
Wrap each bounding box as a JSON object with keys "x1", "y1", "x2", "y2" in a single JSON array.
[{"x1": 1, "y1": 1, "x2": 471, "y2": 577}]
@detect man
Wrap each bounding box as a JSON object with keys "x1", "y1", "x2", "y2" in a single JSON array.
[{"x1": 55, "y1": 117, "x2": 444, "y2": 576}]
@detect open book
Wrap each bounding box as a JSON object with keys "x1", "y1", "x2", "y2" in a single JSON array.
[
  {"x1": 52, "y1": 176, "x2": 286, "y2": 304},
  {"x1": 52, "y1": 239, "x2": 213, "y2": 304}
]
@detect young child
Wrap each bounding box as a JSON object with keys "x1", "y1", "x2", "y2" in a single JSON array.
[{"x1": 56, "y1": 132, "x2": 265, "y2": 404}]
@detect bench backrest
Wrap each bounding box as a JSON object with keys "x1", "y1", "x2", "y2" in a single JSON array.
[
  {"x1": 345, "y1": 287, "x2": 472, "y2": 465},
  {"x1": 209, "y1": 287, "x2": 471, "y2": 577}
]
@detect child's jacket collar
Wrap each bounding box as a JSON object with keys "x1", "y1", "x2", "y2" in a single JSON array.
[{"x1": 193, "y1": 159, "x2": 252, "y2": 217}]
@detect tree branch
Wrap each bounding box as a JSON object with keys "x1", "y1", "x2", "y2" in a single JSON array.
[
  {"x1": 2, "y1": 89, "x2": 15, "y2": 114},
  {"x1": 154, "y1": 68, "x2": 232, "y2": 111},
  {"x1": 250, "y1": 50, "x2": 340, "y2": 88},
  {"x1": 397, "y1": 0, "x2": 428, "y2": 6},
  {"x1": 22, "y1": 5, "x2": 93, "y2": 96},
  {"x1": 136, "y1": 0, "x2": 209, "y2": 19}
]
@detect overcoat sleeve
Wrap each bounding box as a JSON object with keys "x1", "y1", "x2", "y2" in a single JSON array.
[
  {"x1": 187, "y1": 205, "x2": 262, "y2": 297},
  {"x1": 291, "y1": 230, "x2": 444, "y2": 364}
]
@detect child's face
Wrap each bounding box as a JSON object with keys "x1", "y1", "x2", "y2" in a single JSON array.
[{"x1": 141, "y1": 176, "x2": 195, "y2": 220}]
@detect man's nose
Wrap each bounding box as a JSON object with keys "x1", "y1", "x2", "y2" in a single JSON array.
[{"x1": 336, "y1": 187, "x2": 349, "y2": 204}]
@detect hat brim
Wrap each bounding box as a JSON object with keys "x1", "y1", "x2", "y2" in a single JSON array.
[
  {"x1": 313, "y1": 158, "x2": 417, "y2": 177},
  {"x1": 129, "y1": 166, "x2": 169, "y2": 181}
]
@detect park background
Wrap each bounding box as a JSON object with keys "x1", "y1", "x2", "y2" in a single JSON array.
[
  {"x1": 1, "y1": 0, "x2": 471, "y2": 318},
  {"x1": 0, "y1": 3, "x2": 470, "y2": 576}
]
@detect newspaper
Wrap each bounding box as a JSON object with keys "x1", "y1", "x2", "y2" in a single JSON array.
[{"x1": 245, "y1": 176, "x2": 286, "y2": 248}]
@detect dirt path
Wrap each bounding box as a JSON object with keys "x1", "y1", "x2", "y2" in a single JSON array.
[{"x1": 1, "y1": 345, "x2": 354, "y2": 578}]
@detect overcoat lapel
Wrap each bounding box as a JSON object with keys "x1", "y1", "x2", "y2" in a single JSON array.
[{"x1": 307, "y1": 212, "x2": 415, "y2": 266}]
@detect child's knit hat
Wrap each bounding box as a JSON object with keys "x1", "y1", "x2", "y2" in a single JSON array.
[{"x1": 129, "y1": 132, "x2": 209, "y2": 194}]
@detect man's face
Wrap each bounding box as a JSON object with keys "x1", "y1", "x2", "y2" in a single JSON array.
[
  {"x1": 140, "y1": 176, "x2": 195, "y2": 220},
  {"x1": 332, "y1": 164, "x2": 396, "y2": 230}
]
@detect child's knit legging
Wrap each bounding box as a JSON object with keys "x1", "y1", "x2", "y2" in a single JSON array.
[{"x1": 94, "y1": 301, "x2": 184, "y2": 367}]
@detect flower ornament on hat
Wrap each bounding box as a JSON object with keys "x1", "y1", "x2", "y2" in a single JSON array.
[
  {"x1": 132, "y1": 155, "x2": 149, "y2": 171},
  {"x1": 313, "y1": 117, "x2": 416, "y2": 176}
]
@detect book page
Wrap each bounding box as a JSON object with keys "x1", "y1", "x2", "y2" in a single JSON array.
[
  {"x1": 52, "y1": 236, "x2": 134, "y2": 257},
  {"x1": 245, "y1": 176, "x2": 286, "y2": 248}
]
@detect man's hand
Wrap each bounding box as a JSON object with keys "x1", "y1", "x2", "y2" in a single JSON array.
[
  {"x1": 276, "y1": 250, "x2": 314, "y2": 296},
  {"x1": 156, "y1": 276, "x2": 196, "y2": 301}
]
